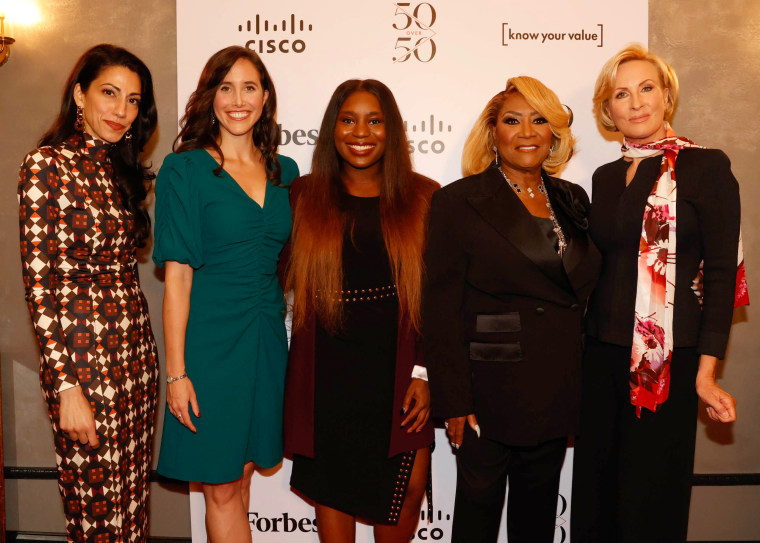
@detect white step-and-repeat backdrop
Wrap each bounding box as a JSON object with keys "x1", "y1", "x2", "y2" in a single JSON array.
[{"x1": 176, "y1": 1, "x2": 647, "y2": 540}]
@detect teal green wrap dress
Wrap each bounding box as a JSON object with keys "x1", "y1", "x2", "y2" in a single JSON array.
[{"x1": 153, "y1": 149, "x2": 299, "y2": 483}]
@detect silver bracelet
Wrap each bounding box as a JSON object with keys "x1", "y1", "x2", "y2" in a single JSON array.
[{"x1": 166, "y1": 372, "x2": 187, "y2": 384}]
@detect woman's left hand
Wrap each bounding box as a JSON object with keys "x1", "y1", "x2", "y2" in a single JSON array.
[
  {"x1": 696, "y1": 354, "x2": 737, "y2": 423},
  {"x1": 696, "y1": 376, "x2": 737, "y2": 423},
  {"x1": 401, "y1": 378, "x2": 431, "y2": 433}
]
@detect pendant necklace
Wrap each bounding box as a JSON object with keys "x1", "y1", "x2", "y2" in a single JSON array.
[{"x1": 497, "y1": 165, "x2": 567, "y2": 256}]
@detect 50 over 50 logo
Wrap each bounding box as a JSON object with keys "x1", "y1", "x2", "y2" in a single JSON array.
[{"x1": 392, "y1": 2, "x2": 437, "y2": 63}]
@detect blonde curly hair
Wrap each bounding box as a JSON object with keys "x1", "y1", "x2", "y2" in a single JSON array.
[{"x1": 462, "y1": 76, "x2": 575, "y2": 177}]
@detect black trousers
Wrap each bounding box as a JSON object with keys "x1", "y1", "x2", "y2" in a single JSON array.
[
  {"x1": 571, "y1": 337, "x2": 699, "y2": 543},
  {"x1": 451, "y1": 426, "x2": 567, "y2": 543}
]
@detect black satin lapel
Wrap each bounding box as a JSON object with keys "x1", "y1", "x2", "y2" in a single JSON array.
[
  {"x1": 544, "y1": 177, "x2": 601, "y2": 300},
  {"x1": 467, "y1": 169, "x2": 567, "y2": 286}
]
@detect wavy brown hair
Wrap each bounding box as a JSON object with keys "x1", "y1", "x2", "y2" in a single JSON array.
[
  {"x1": 286, "y1": 79, "x2": 438, "y2": 334},
  {"x1": 174, "y1": 46, "x2": 281, "y2": 183}
]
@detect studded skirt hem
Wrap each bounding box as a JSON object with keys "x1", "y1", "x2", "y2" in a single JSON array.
[{"x1": 291, "y1": 448, "x2": 417, "y2": 525}]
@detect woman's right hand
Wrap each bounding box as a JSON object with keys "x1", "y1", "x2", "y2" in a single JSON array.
[
  {"x1": 445, "y1": 414, "x2": 479, "y2": 449},
  {"x1": 167, "y1": 376, "x2": 200, "y2": 433},
  {"x1": 58, "y1": 386, "x2": 100, "y2": 448}
]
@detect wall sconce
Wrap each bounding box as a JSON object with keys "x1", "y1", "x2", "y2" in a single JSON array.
[{"x1": 0, "y1": 12, "x2": 14, "y2": 67}]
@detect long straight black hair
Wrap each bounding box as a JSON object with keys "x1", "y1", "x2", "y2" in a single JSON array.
[{"x1": 40, "y1": 44, "x2": 158, "y2": 247}]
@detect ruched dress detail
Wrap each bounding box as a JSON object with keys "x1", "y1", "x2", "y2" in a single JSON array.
[{"x1": 154, "y1": 149, "x2": 298, "y2": 483}]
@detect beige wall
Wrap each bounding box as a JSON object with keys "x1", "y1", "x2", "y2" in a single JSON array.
[
  {"x1": 650, "y1": 2, "x2": 760, "y2": 540},
  {"x1": 0, "y1": 0, "x2": 189, "y2": 537},
  {"x1": 0, "y1": 1, "x2": 757, "y2": 540}
]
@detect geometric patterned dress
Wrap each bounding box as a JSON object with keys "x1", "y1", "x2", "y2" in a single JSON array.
[{"x1": 18, "y1": 131, "x2": 159, "y2": 543}]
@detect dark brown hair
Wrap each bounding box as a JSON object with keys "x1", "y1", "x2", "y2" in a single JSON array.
[{"x1": 174, "y1": 46, "x2": 281, "y2": 183}]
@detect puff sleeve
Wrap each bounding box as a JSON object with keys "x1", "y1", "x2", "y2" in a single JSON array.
[
  {"x1": 278, "y1": 154, "x2": 300, "y2": 186},
  {"x1": 153, "y1": 153, "x2": 205, "y2": 269}
]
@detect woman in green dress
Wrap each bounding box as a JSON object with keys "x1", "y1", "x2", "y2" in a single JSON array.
[{"x1": 153, "y1": 46, "x2": 298, "y2": 542}]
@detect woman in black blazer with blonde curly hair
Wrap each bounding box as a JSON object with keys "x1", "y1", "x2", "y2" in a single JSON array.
[{"x1": 423, "y1": 76, "x2": 601, "y2": 543}]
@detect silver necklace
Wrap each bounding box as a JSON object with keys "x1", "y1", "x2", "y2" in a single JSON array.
[
  {"x1": 507, "y1": 179, "x2": 545, "y2": 198},
  {"x1": 498, "y1": 165, "x2": 567, "y2": 256}
]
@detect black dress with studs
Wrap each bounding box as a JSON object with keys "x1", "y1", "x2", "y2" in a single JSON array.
[{"x1": 290, "y1": 193, "x2": 416, "y2": 524}]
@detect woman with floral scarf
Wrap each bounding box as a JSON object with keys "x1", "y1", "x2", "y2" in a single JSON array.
[{"x1": 571, "y1": 44, "x2": 747, "y2": 542}]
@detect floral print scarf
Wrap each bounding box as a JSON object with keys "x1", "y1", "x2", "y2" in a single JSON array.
[{"x1": 622, "y1": 126, "x2": 748, "y2": 417}]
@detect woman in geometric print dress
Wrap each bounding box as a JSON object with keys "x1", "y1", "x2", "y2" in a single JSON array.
[{"x1": 18, "y1": 44, "x2": 159, "y2": 543}]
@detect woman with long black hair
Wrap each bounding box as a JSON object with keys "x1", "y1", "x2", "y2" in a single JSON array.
[
  {"x1": 18, "y1": 43, "x2": 159, "y2": 542},
  {"x1": 284, "y1": 79, "x2": 437, "y2": 542}
]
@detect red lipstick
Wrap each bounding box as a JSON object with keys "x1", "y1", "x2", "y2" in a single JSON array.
[{"x1": 105, "y1": 121, "x2": 125, "y2": 131}]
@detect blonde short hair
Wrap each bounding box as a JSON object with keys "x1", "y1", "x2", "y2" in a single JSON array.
[
  {"x1": 462, "y1": 76, "x2": 575, "y2": 176},
  {"x1": 593, "y1": 44, "x2": 679, "y2": 132}
]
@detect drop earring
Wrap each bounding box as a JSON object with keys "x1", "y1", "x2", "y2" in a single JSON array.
[{"x1": 75, "y1": 106, "x2": 84, "y2": 131}]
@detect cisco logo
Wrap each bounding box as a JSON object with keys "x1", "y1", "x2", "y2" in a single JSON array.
[
  {"x1": 239, "y1": 14, "x2": 313, "y2": 54},
  {"x1": 405, "y1": 115, "x2": 452, "y2": 154},
  {"x1": 279, "y1": 115, "x2": 453, "y2": 155},
  {"x1": 410, "y1": 508, "x2": 450, "y2": 540}
]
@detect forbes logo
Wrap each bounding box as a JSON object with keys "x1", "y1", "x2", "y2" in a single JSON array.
[
  {"x1": 238, "y1": 14, "x2": 313, "y2": 54},
  {"x1": 279, "y1": 125, "x2": 318, "y2": 146},
  {"x1": 247, "y1": 512, "x2": 317, "y2": 533}
]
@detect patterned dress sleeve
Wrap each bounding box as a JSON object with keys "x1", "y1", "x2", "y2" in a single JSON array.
[
  {"x1": 153, "y1": 153, "x2": 205, "y2": 269},
  {"x1": 18, "y1": 149, "x2": 80, "y2": 394}
]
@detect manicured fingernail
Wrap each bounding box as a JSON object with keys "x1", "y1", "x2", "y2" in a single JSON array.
[
  {"x1": 401, "y1": 407, "x2": 407, "y2": 415},
  {"x1": 474, "y1": 424, "x2": 481, "y2": 438}
]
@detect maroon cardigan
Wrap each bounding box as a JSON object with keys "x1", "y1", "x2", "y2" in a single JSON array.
[{"x1": 282, "y1": 176, "x2": 435, "y2": 458}]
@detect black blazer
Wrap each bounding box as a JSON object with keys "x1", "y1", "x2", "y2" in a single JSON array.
[
  {"x1": 586, "y1": 149, "x2": 740, "y2": 358},
  {"x1": 423, "y1": 166, "x2": 601, "y2": 446}
]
